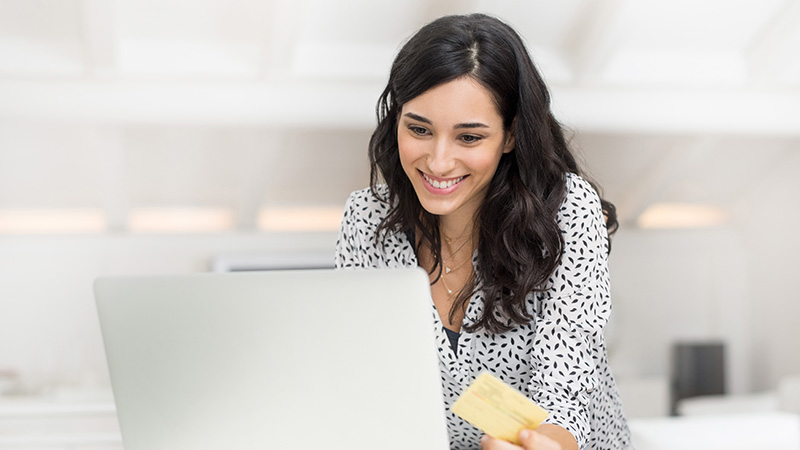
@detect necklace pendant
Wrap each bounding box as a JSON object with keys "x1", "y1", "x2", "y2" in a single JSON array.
[
  {"x1": 445, "y1": 266, "x2": 452, "y2": 274},
  {"x1": 447, "y1": 288, "x2": 453, "y2": 294}
]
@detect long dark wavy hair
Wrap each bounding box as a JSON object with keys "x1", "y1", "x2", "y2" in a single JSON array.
[{"x1": 368, "y1": 13, "x2": 618, "y2": 333}]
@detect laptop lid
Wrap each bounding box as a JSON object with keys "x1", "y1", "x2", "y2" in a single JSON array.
[{"x1": 95, "y1": 268, "x2": 448, "y2": 450}]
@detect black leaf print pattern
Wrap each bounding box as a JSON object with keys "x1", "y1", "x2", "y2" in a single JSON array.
[{"x1": 334, "y1": 173, "x2": 632, "y2": 449}]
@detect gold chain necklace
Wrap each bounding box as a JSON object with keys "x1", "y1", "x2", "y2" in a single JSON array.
[
  {"x1": 442, "y1": 237, "x2": 471, "y2": 268},
  {"x1": 440, "y1": 258, "x2": 472, "y2": 295},
  {"x1": 445, "y1": 255, "x2": 471, "y2": 274},
  {"x1": 441, "y1": 271, "x2": 456, "y2": 296},
  {"x1": 439, "y1": 237, "x2": 473, "y2": 296},
  {"x1": 444, "y1": 233, "x2": 468, "y2": 244}
]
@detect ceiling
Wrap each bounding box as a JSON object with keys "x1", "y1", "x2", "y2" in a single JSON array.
[{"x1": 0, "y1": 0, "x2": 799, "y2": 233}]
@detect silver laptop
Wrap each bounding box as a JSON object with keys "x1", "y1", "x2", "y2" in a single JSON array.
[{"x1": 95, "y1": 268, "x2": 449, "y2": 450}]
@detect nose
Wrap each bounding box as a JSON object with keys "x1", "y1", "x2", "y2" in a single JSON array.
[{"x1": 427, "y1": 138, "x2": 455, "y2": 176}]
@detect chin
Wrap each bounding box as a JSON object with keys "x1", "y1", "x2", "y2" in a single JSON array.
[{"x1": 417, "y1": 197, "x2": 457, "y2": 217}]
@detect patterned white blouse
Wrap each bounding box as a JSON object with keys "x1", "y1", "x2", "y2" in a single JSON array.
[{"x1": 335, "y1": 173, "x2": 632, "y2": 450}]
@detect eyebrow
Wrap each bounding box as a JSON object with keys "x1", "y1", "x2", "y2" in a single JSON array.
[{"x1": 403, "y1": 112, "x2": 490, "y2": 129}]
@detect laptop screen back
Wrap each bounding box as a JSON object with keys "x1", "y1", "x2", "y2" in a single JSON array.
[{"x1": 95, "y1": 268, "x2": 448, "y2": 450}]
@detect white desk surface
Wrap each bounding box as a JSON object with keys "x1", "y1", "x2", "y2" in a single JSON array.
[{"x1": 629, "y1": 411, "x2": 800, "y2": 450}]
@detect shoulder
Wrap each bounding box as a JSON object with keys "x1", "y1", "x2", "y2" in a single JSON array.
[
  {"x1": 561, "y1": 173, "x2": 602, "y2": 211},
  {"x1": 346, "y1": 184, "x2": 390, "y2": 205},
  {"x1": 557, "y1": 173, "x2": 605, "y2": 232},
  {"x1": 337, "y1": 185, "x2": 415, "y2": 268},
  {"x1": 342, "y1": 184, "x2": 392, "y2": 229}
]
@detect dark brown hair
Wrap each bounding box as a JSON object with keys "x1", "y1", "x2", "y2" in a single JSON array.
[{"x1": 368, "y1": 13, "x2": 617, "y2": 333}]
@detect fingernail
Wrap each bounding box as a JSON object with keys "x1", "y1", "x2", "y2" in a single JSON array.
[{"x1": 519, "y1": 429, "x2": 530, "y2": 440}]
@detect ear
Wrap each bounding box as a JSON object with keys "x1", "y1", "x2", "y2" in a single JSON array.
[{"x1": 502, "y1": 117, "x2": 517, "y2": 154}]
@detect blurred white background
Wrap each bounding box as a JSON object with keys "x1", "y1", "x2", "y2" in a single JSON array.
[{"x1": 1, "y1": 0, "x2": 800, "y2": 448}]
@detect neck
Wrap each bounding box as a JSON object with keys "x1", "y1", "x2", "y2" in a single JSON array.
[
  {"x1": 439, "y1": 217, "x2": 477, "y2": 264},
  {"x1": 439, "y1": 213, "x2": 474, "y2": 245}
]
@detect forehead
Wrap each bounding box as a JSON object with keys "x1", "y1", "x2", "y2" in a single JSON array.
[{"x1": 401, "y1": 77, "x2": 503, "y2": 125}]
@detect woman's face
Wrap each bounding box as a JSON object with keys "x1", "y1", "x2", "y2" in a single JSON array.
[{"x1": 397, "y1": 77, "x2": 514, "y2": 226}]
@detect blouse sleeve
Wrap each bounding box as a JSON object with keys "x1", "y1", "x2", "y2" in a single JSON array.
[
  {"x1": 334, "y1": 191, "x2": 362, "y2": 269},
  {"x1": 527, "y1": 175, "x2": 612, "y2": 448}
]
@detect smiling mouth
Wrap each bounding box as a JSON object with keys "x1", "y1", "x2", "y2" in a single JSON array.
[{"x1": 421, "y1": 172, "x2": 467, "y2": 189}]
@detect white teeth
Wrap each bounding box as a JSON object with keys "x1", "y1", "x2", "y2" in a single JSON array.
[{"x1": 423, "y1": 174, "x2": 464, "y2": 189}]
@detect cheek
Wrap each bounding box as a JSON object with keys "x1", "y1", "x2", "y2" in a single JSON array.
[
  {"x1": 397, "y1": 133, "x2": 421, "y2": 171},
  {"x1": 471, "y1": 149, "x2": 505, "y2": 175}
]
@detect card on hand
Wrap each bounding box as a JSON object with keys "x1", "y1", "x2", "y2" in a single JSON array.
[{"x1": 451, "y1": 372, "x2": 549, "y2": 445}]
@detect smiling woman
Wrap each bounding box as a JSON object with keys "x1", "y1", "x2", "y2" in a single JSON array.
[
  {"x1": 336, "y1": 13, "x2": 630, "y2": 450},
  {"x1": 397, "y1": 77, "x2": 514, "y2": 225}
]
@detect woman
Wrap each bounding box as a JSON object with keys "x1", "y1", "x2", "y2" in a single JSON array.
[{"x1": 335, "y1": 13, "x2": 631, "y2": 450}]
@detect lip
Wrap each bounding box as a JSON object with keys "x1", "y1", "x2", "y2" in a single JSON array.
[{"x1": 419, "y1": 170, "x2": 467, "y2": 195}]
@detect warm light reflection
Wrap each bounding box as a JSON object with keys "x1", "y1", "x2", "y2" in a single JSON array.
[
  {"x1": 637, "y1": 203, "x2": 729, "y2": 229},
  {"x1": 0, "y1": 209, "x2": 106, "y2": 234},
  {"x1": 257, "y1": 206, "x2": 344, "y2": 232},
  {"x1": 129, "y1": 207, "x2": 235, "y2": 233}
]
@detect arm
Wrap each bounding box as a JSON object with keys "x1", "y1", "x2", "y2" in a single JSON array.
[{"x1": 526, "y1": 175, "x2": 613, "y2": 449}]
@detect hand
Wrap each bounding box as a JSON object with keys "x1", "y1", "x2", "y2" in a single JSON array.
[{"x1": 481, "y1": 429, "x2": 562, "y2": 450}]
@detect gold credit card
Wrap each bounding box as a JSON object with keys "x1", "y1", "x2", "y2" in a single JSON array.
[{"x1": 451, "y1": 372, "x2": 549, "y2": 444}]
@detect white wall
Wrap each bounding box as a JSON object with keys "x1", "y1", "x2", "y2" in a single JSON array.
[
  {"x1": 607, "y1": 227, "x2": 751, "y2": 395},
  {"x1": 0, "y1": 232, "x2": 338, "y2": 394},
  {"x1": 740, "y1": 151, "x2": 800, "y2": 390},
  {"x1": 607, "y1": 149, "x2": 800, "y2": 395}
]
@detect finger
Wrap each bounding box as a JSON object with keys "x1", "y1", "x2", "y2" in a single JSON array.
[
  {"x1": 518, "y1": 429, "x2": 561, "y2": 450},
  {"x1": 480, "y1": 435, "x2": 523, "y2": 450}
]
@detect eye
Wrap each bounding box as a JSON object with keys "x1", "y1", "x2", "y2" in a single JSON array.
[
  {"x1": 408, "y1": 125, "x2": 429, "y2": 136},
  {"x1": 460, "y1": 134, "x2": 483, "y2": 144}
]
